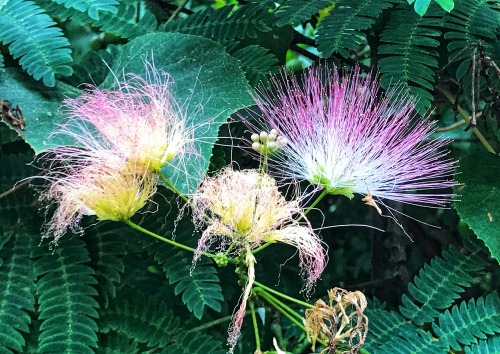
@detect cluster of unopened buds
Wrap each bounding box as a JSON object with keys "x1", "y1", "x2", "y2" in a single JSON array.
[{"x1": 250, "y1": 129, "x2": 287, "y2": 155}]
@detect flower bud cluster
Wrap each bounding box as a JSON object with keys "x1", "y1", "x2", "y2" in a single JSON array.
[{"x1": 250, "y1": 129, "x2": 287, "y2": 156}]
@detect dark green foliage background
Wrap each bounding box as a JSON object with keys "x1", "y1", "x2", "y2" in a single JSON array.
[{"x1": 0, "y1": 0, "x2": 499, "y2": 353}]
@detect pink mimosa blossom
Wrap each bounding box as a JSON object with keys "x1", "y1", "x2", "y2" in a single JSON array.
[
  {"x1": 41, "y1": 148, "x2": 157, "y2": 242},
  {"x1": 248, "y1": 67, "x2": 457, "y2": 209},
  {"x1": 191, "y1": 168, "x2": 327, "y2": 352},
  {"x1": 62, "y1": 61, "x2": 193, "y2": 173}
]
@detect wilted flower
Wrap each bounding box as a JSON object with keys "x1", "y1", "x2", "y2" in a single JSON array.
[
  {"x1": 62, "y1": 61, "x2": 192, "y2": 173},
  {"x1": 248, "y1": 66, "x2": 456, "y2": 209},
  {"x1": 41, "y1": 149, "x2": 157, "y2": 242},
  {"x1": 191, "y1": 168, "x2": 327, "y2": 352},
  {"x1": 304, "y1": 287, "x2": 368, "y2": 353}
]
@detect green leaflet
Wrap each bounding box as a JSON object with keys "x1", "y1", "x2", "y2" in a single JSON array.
[
  {"x1": 454, "y1": 148, "x2": 500, "y2": 263},
  {"x1": 0, "y1": 0, "x2": 73, "y2": 87}
]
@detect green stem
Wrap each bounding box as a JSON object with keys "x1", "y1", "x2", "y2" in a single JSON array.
[
  {"x1": 257, "y1": 290, "x2": 305, "y2": 331},
  {"x1": 252, "y1": 279, "x2": 314, "y2": 309},
  {"x1": 303, "y1": 189, "x2": 329, "y2": 217},
  {"x1": 158, "y1": 171, "x2": 189, "y2": 202},
  {"x1": 256, "y1": 288, "x2": 329, "y2": 349},
  {"x1": 436, "y1": 85, "x2": 497, "y2": 154},
  {"x1": 249, "y1": 300, "x2": 261, "y2": 351},
  {"x1": 167, "y1": 0, "x2": 189, "y2": 22},
  {"x1": 186, "y1": 313, "x2": 248, "y2": 333},
  {"x1": 124, "y1": 219, "x2": 213, "y2": 258},
  {"x1": 253, "y1": 288, "x2": 302, "y2": 321},
  {"x1": 251, "y1": 241, "x2": 272, "y2": 255}
]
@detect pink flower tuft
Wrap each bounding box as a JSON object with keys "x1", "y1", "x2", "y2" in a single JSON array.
[
  {"x1": 40, "y1": 148, "x2": 157, "y2": 242},
  {"x1": 62, "y1": 61, "x2": 193, "y2": 173},
  {"x1": 248, "y1": 66, "x2": 457, "y2": 208}
]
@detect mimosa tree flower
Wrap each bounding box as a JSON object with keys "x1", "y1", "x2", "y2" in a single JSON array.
[
  {"x1": 41, "y1": 148, "x2": 157, "y2": 242},
  {"x1": 191, "y1": 168, "x2": 327, "y2": 352},
  {"x1": 248, "y1": 67, "x2": 457, "y2": 210},
  {"x1": 62, "y1": 61, "x2": 193, "y2": 173}
]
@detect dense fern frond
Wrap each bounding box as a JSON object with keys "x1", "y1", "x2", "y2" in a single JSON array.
[
  {"x1": 139, "y1": 224, "x2": 224, "y2": 319},
  {"x1": 274, "y1": 0, "x2": 332, "y2": 27},
  {"x1": 34, "y1": 238, "x2": 99, "y2": 353},
  {"x1": 0, "y1": 0, "x2": 73, "y2": 86},
  {"x1": 444, "y1": 0, "x2": 500, "y2": 79},
  {"x1": 69, "y1": 45, "x2": 121, "y2": 87},
  {"x1": 316, "y1": 0, "x2": 394, "y2": 58},
  {"x1": 34, "y1": 0, "x2": 92, "y2": 23},
  {"x1": 229, "y1": 45, "x2": 279, "y2": 86},
  {"x1": 433, "y1": 292, "x2": 500, "y2": 350},
  {"x1": 84, "y1": 223, "x2": 127, "y2": 308},
  {"x1": 93, "y1": 3, "x2": 157, "y2": 39},
  {"x1": 465, "y1": 335, "x2": 500, "y2": 354},
  {"x1": 159, "y1": 331, "x2": 226, "y2": 354},
  {"x1": 364, "y1": 305, "x2": 419, "y2": 352},
  {"x1": 97, "y1": 331, "x2": 139, "y2": 354},
  {"x1": 0, "y1": 149, "x2": 37, "y2": 226},
  {"x1": 162, "y1": 4, "x2": 273, "y2": 41},
  {"x1": 380, "y1": 329, "x2": 448, "y2": 353},
  {"x1": 399, "y1": 245, "x2": 487, "y2": 325},
  {"x1": 52, "y1": 0, "x2": 118, "y2": 20},
  {"x1": 378, "y1": 4, "x2": 443, "y2": 113},
  {"x1": 0, "y1": 231, "x2": 36, "y2": 353},
  {"x1": 99, "y1": 291, "x2": 181, "y2": 348}
]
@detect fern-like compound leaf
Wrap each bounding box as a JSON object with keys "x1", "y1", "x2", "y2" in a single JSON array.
[
  {"x1": 465, "y1": 335, "x2": 500, "y2": 354},
  {"x1": 35, "y1": 238, "x2": 99, "y2": 353},
  {"x1": 99, "y1": 291, "x2": 181, "y2": 348},
  {"x1": 378, "y1": 4, "x2": 443, "y2": 113},
  {"x1": 316, "y1": 0, "x2": 394, "y2": 58},
  {"x1": 433, "y1": 291, "x2": 500, "y2": 350},
  {"x1": 399, "y1": 246, "x2": 487, "y2": 325},
  {"x1": 0, "y1": 231, "x2": 36, "y2": 353},
  {"x1": 379, "y1": 329, "x2": 448, "y2": 353},
  {"x1": 162, "y1": 3, "x2": 273, "y2": 41},
  {"x1": 229, "y1": 45, "x2": 279, "y2": 86},
  {"x1": 84, "y1": 223, "x2": 127, "y2": 308},
  {"x1": 34, "y1": 0, "x2": 93, "y2": 23},
  {"x1": 159, "y1": 331, "x2": 226, "y2": 354},
  {"x1": 52, "y1": 0, "x2": 118, "y2": 20},
  {"x1": 0, "y1": 149, "x2": 37, "y2": 226},
  {"x1": 364, "y1": 306, "x2": 419, "y2": 352},
  {"x1": 97, "y1": 330, "x2": 139, "y2": 354},
  {"x1": 274, "y1": 0, "x2": 332, "y2": 27},
  {"x1": 444, "y1": 0, "x2": 499, "y2": 80},
  {"x1": 93, "y1": 3, "x2": 157, "y2": 39},
  {"x1": 0, "y1": 0, "x2": 73, "y2": 87},
  {"x1": 138, "y1": 219, "x2": 224, "y2": 320}
]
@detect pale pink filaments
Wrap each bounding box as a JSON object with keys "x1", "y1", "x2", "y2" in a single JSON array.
[
  {"x1": 190, "y1": 168, "x2": 327, "y2": 352},
  {"x1": 250, "y1": 66, "x2": 457, "y2": 207},
  {"x1": 62, "y1": 64, "x2": 191, "y2": 172},
  {"x1": 40, "y1": 148, "x2": 157, "y2": 242}
]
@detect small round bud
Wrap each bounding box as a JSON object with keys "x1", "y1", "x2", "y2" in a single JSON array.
[
  {"x1": 267, "y1": 142, "x2": 277, "y2": 151},
  {"x1": 259, "y1": 131, "x2": 268, "y2": 142},
  {"x1": 251, "y1": 133, "x2": 260, "y2": 142},
  {"x1": 270, "y1": 129, "x2": 277, "y2": 136},
  {"x1": 252, "y1": 142, "x2": 262, "y2": 152},
  {"x1": 268, "y1": 132, "x2": 277, "y2": 142},
  {"x1": 277, "y1": 136, "x2": 288, "y2": 147}
]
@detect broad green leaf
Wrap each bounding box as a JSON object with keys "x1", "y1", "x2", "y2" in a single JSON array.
[
  {"x1": 454, "y1": 148, "x2": 500, "y2": 263},
  {"x1": 0, "y1": 69, "x2": 80, "y2": 152},
  {"x1": 107, "y1": 32, "x2": 253, "y2": 195}
]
